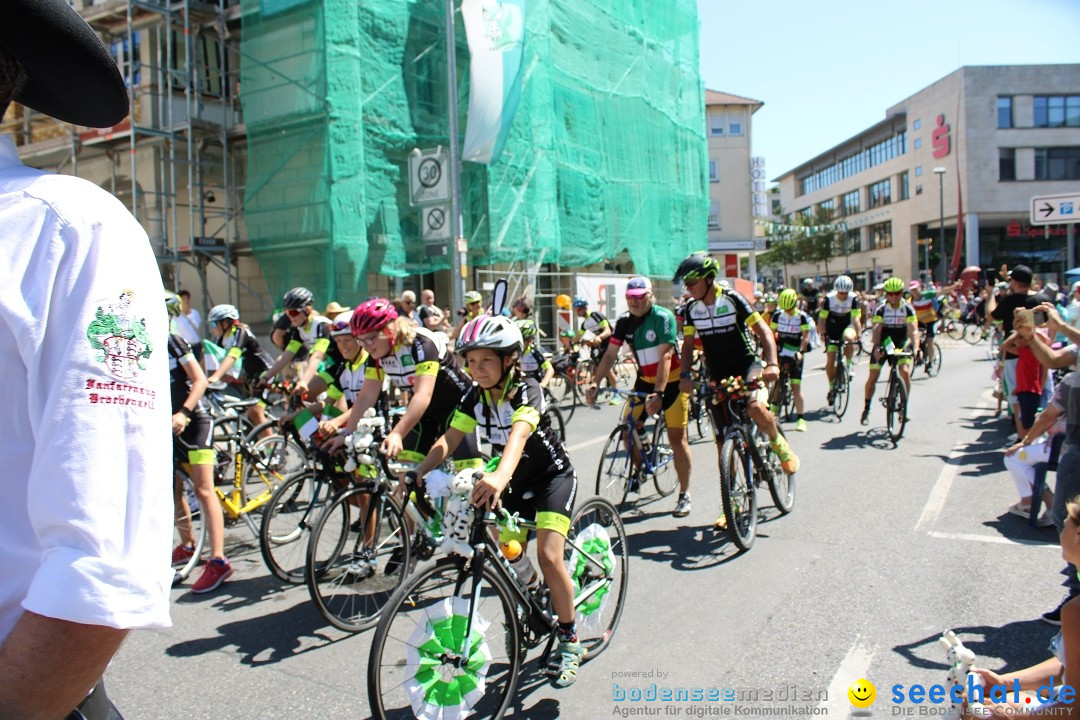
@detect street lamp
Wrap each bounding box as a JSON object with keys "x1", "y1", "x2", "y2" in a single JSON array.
[{"x1": 933, "y1": 167, "x2": 947, "y2": 283}]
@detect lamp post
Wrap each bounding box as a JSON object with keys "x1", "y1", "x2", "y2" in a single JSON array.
[{"x1": 933, "y1": 167, "x2": 947, "y2": 283}]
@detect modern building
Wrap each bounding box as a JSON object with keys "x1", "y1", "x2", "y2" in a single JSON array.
[
  {"x1": 773, "y1": 64, "x2": 1080, "y2": 290},
  {"x1": 705, "y1": 89, "x2": 764, "y2": 277}
]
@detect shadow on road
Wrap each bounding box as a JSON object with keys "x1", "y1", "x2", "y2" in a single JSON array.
[
  {"x1": 893, "y1": 621, "x2": 1057, "y2": 675},
  {"x1": 166, "y1": 588, "x2": 348, "y2": 665}
]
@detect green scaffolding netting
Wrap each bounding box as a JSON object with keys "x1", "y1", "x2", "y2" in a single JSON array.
[{"x1": 240, "y1": 0, "x2": 706, "y2": 305}]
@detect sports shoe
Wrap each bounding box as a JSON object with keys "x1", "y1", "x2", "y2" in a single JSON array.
[
  {"x1": 673, "y1": 493, "x2": 691, "y2": 518},
  {"x1": 795, "y1": 418, "x2": 808, "y2": 432},
  {"x1": 826, "y1": 389, "x2": 835, "y2": 404},
  {"x1": 171, "y1": 544, "x2": 196, "y2": 565},
  {"x1": 627, "y1": 474, "x2": 641, "y2": 494},
  {"x1": 191, "y1": 558, "x2": 233, "y2": 594},
  {"x1": 769, "y1": 436, "x2": 800, "y2": 474},
  {"x1": 553, "y1": 641, "x2": 585, "y2": 688},
  {"x1": 860, "y1": 408, "x2": 870, "y2": 426},
  {"x1": 608, "y1": 395, "x2": 623, "y2": 406}
]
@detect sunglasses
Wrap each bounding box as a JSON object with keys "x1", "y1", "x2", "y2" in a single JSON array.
[
  {"x1": 285, "y1": 308, "x2": 303, "y2": 317},
  {"x1": 886, "y1": 291, "x2": 902, "y2": 297}
]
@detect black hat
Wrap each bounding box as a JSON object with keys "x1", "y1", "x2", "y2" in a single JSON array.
[
  {"x1": 0, "y1": 0, "x2": 128, "y2": 128},
  {"x1": 1008, "y1": 265, "x2": 1033, "y2": 285}
]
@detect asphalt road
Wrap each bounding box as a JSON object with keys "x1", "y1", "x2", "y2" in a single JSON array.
[{"x1": 107, "y1": 338, "x2": 1067, "y2": 719}]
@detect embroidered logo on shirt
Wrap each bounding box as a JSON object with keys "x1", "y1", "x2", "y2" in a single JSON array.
[{"x1": 86, "y1": 289, "x2": 153, "y2": 380}]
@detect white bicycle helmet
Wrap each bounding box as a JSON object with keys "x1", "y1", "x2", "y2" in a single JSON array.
[
  {"x1": 330, "y1": 310, "x2": 353, "y2": 337},
  {"x1": 833, "y1": 275, "x2": 853, "y2": 293},
  {"x1": 207, "y1": 304, "x2": 239, "y2": 323},
  {"x1": 456, "y1": 314, "x2": 523, "y2": 357}
]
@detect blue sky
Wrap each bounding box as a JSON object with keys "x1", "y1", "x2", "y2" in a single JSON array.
[{"x1": 697, "y1": 0, "x2": 1080, "y2": 182}]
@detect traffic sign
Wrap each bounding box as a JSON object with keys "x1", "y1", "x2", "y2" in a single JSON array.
[
  {"x1": 421, "y1": 204, "x2": 451, "y2": 242},
  {"x1": 1030, "y1": 192, "x2": 1080, "y2": 226},
  {"x1": 409, "y1": 147, "x2": 450, "y2": 207}
]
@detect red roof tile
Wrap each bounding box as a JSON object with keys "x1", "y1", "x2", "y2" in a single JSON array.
[{"x1": 704, "y1": 89, "x2": 763, "y2": 110}]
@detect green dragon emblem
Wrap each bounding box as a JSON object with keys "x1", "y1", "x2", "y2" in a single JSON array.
[{"x1": 86, "y1": 290, "x2": 154, "y2": 380}]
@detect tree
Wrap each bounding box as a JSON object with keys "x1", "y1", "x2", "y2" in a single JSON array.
[
  {"x1": 756, "y1": 216, "x2": 802, "y2": 287},
  {"x1": 795, "y1": 207, "x2": 840, "y2": 280}
]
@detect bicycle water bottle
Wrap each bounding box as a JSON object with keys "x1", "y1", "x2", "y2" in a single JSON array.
[
  {"x1": 510, "y1": 554, "x2": 538, "y2": 589},
  {"x1": 638, "y1": 424, "x2": 652, "y2": 460}
]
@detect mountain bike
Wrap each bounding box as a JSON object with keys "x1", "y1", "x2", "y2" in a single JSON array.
[
  {"x1": 367, "y1": 495, "x2": 627, "y2": 720},
  {"x1": 709, "y1": 376, "x2": 796, "y2": 551},
  {"x1": 594, "y1": 388, "x2": 677, "y2": 510}
]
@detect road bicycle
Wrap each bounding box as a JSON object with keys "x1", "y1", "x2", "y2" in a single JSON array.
[
  {"x1": 541, "y1": 400, "x2": 566, "y2": 443},
  {"x1": 767, "y1": 361, "x2": 795, "y2": 423},
  {"x1": 686, "y1": 358, "x2": 711, "y2": 442},
  {"x1": 878, "y1": 348, "x2": 912, "y2": 444},
  {"x1": 366, "y1": 494, "x2": 627, "y2": 720},
  {"x1": 829, "y1": 341, "x2": 859, "y2": 419},
  {"x1": 913, "y1": 340, "x2": 943, "y2": 377},
  {"x1": 708, "y1": 376, "x2": 796, "y2": 551},
  {"x1": 594, "y1": 388, "x2": 677, "y2": 509}
]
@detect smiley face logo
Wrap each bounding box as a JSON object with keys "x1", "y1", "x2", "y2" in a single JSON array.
[{"x1": 848, "y1": 678, "x2": 876, "y2": 708}]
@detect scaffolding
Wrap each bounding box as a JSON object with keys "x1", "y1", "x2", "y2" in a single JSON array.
[{"x1": 1, "y1": 0, "x2": 267, "y2": 324}]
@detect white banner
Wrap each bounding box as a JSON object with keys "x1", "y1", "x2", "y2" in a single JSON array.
[{"x1": 461, "y1": 0, "x2": 526, "y2": 164}]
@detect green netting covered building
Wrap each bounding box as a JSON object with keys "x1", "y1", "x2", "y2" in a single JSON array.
[{"x1": 240, "y1": 0, "x2": 707, "y2": 305}]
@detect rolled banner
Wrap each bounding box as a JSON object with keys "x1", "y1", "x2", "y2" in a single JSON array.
[{"x1": 461, "y1": 0, "x2": 526, "y2": 165}]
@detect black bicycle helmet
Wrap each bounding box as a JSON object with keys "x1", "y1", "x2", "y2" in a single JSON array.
[
  {"x1": 673, "y1": 251, "x2": 720, "y2": 283},
  {"x1": 282, "y1": 287, "x2": 314, "y2": 310}
]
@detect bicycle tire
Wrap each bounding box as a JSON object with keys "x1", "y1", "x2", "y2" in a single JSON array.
[
  {"x1": 963, "y1": 322, "x2": 983, "y2": 344},
  {"x1": 692, "y1": 385, "x2": 709, "y2": 441},
  {"x1": 946, "y1": 320, "x2": 964, "y2": 341},
  {"x1": 306, "y1": 486, "x2": 410, "y2": 632},
  {"x1": 547, "y1": 371, "x2": 577, "y2": 423},
  {"x1": 595, "y1": 427, "x2": 633, "y2": 509},
  {"x1": 172, "y1": 472, "x2": 206, "y2": 582},
  {"x1": 927, "y1": 344, "x2": 942, "y2": 377},
  {"x1": 763, "y1": 429, "x2": 796, "y2": 514},
  {"x1": 367, "y1": 556, "x2": 521, "y2": 720},
  {"x1": 719, "y1": 436, "x2": 757, "y2": 551},
  {"x1": 567, "y1": 497, "x2": 629, "y2": 659},
  {"x1": 832, "y1": 363, "x2": 850, "y2": 419},
  {"x1": 242, "y1": 433, "x2": 306, "y2": 503},
  {"x1": 543, "y1": 404, "x2": 566, "y2": 444},
  {"x1": 259, "y1": 470, "x2": 332, "y2": 584},
  {"x1": 859, "y1": 327, "x2": 875, "y2": 356},
  {"x1": 649, "y1": 416, "x2": 678, "y2": 497},
  {"x1": 885, "y1": 376, "x2": 908, "y2": 444}
]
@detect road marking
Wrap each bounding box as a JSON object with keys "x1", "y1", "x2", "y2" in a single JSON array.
[
  {"x1": 927, "y1": 530, "x2": 1059, "y2": 548},
  {"x1": 819, "y1": 637, "x2": 875, "y2": 716},
  {"x1": 565, "y1": 434, "x2": 611, "y2": 452},
  {"x1": 914, "y1": 398, "x2": 993, "y2": 533}
]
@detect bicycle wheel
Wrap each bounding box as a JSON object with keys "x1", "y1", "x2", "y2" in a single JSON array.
[
  {"x1": 719, "y1": 436, "x2": 757, "y2": 551},
  {"x1": 368, "y1": 556, "x2": 521, "y2": 720},
  {"x1": 692, "y1": 385, "x2": 709, "y2": 441},
  {"x1": 859, "y1": 327, "x2": 875, "y2": 355},
  {"x1": 172, "y1": 472, "x2": 206, "y2": 582},
  {"x1": 927, "y1": 344, "x2": 942, "y2": 377},
  {"x1": 964, "y1": 322, "x2": 983, "y2": 344},
  {"x1": 547, "y1": 371, "x2": 577, "y2": 423},
  {"x1": 259, "y1": 471, "x2": 332, "y2": 583},
  {"x1": 832, "y1": 364, "x2": 850, "y2": 419},
  {"x1": 543, "y1": 404, "x2": 566, "y2": 444},
  {"x1": 306, "y1": 486, "x2": 410, "y2": 632},
  {"x1": 595, "y1": 427, "x2": 633, "y2": 509},
  {"x1": 566, "y1": 497, "x2": 629, "y2": 659},
  {"x1": 648, "y1": 416, "x2": 678, "y2": 497},
  {"x1": 946, "y1": 320, "x2": 964, "y2": 341},
  {"x1": 885, "y1": 376, "x2": 908, "y2": 444},
  {"x1": 762, "y1": 429, "x2": 796, "y2": 514},
  {"x1": 244, "y1": 432, "x2": 308, "y2": 495}
]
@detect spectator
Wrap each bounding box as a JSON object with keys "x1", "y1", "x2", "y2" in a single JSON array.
[
  {"x1": 323, "y1": 301, "x2": 350, "y2": 321},
  {"x1": 0, "y1": 5, "x2": 173, "y2": 717},
  {"x1": 1003, "y1": 397, "x2": 1063, "y2": 527},
  {"x1": 421, "y1": 287, "x2": 436, "y2": 312},
  {"x1": 418, "y1": 303, "x2": 449, "y2": 334},
  {"x1": 511, "y1": 295, "x2": 534, "y2": 320},
  {"x1": 988, "y1": 265, "x2": 1034, "y2": 423},
  {"x1": 1001, "y1": 320, "x2": 1049, "y2": 441},
  {"x1": 400, "y1": 290, "x2": 420, "y2": 324},
  {"x1": 176, "y1": 289, "x2": 203, "y2": 362}
]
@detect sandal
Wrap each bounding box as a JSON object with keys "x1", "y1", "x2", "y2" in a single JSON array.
[
  {"x1": 553, "y1": 641, "x2": 584, "y2": 688},
  {"x1": 1007, "y1": 502, "x2": 1032, "y2": 518}
]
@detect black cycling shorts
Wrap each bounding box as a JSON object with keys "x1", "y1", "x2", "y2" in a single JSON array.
[
  {"x1": 397, "y1": 407, "x2": 482, "y2": 470},
  {"x1": 919, "y1": 322, "x2": 937, "y2": 339},
  {"x1": 500, "y1": 466, "x2": 578, "y2": 539},
  {"x1": 174, "y1": 411, "x2": 214, "y2": 465},
  {"x1": 779, "y1": 354, "x2": 804, "y2": 383}
]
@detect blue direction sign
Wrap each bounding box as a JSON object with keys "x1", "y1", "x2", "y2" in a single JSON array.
[{"x1": 1030, "y1": 192, "x2": 1080, "y2": 226}]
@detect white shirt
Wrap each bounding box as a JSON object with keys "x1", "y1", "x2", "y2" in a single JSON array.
[
  {"x1": 0, "y1": 135, "x2": 173, "y2": 643},
  {"x1": 176, "y1": 307, "x2": 202, "y2": 346}
]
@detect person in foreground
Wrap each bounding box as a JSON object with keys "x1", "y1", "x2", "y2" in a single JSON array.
[{"x1": 0, "y1": 2, "x2": 173, "y2": 717}]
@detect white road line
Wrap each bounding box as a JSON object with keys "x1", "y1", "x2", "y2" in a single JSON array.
[
  {"x1": 819, "y1": 637, "x2": 876, "y2": 715},
  {"x1": 914, "y1": 398, "x2": 993, "y2": 533},
  {"x1": 927, "y1": 530, "x2": 1059, "y2": 548},
  {"x1": 565, "y1": 434, "x2": 611, "y2": 452}
]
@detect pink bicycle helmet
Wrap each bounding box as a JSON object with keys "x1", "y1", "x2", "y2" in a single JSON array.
[{"x1": 350, "y1": 298, "x2": 398, "y2": 336}]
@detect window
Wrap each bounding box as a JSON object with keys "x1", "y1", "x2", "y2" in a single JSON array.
[
  {"x1": 708, "y1": 202, "x2": 722, "y2": 229},
  {"x1": 796, "y1": 130, "x2": 907, "y2": 196},
  {"x1": 110, "y1": 33, "x2": 141, "y2": 87},
  {"x1": 913, "y1": 138, "x2": 922, "y2": 150},
  {"x1": 709, "y1": 160, "x2": 719, "y2": 183},
  {"x1": 796, "y1": 207, "x2": 813, "y2": 222},
  {"x1": 999, "y1": 148, "x2": 1016, "y2": 181},
  {"x1": 870, "y1": 221, "x2": 892, "y2": 250},
  {"x1": 913, "y1": 119, "x2": 921, "y2": 130},
  {"x1": 868, "y1": 178, "x2": 891, "y2": 208},
  {"x1": 997, "y1": 97, "x2": 1013, "y2": 129},
  {"x1": 899, "y1": 171, "x2": 910, "y2": 200},
  {"x1": 708, "y1": 113, "x2": 725, "y2": 136},
  {"x1": 729, "y1": 121, "x2": 743, "y2": 136},
  {"x1": 845, "y1": 228, "x2": 862, "y2": 254},
  {"x1": 1034, "y1": 96, "x2": 1080, "y2": 128},
  {"x1": 818, "y1": 198, "x2": 835, "y2": 217},
  {"x1": 915, "y1": 166, "x2": 923, "y2": 177},
  {"x1": 1034, "y1": 147, "x2": 1080, "y2": 180},
  {"x1": 841, "y1": 189, "x2": 860, "y2": 217}
]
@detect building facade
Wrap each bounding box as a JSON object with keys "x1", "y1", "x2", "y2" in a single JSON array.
[
  {"x1": 705, "y1": 90, "x2": 763, "y2": 276},
  {"x1": 774, "y1": 64, "x2": 1080, "y2": 290}
]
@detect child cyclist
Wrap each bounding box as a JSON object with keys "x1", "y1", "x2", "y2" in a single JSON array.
[
  {"x1": 407, "y1": 314, "x2": 585, "y2": 688},
  {"x1": 516, "y1": 318, "x2": 555, "y2": 388}
]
